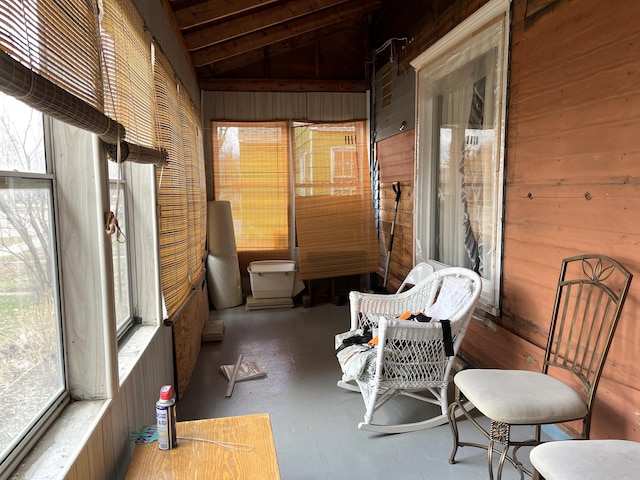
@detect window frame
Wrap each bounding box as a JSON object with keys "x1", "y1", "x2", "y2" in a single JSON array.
[
  {"x1": 0, "y1": 102, "x2": 70, "y2": 477},
  {"x1": 109, "y1": 173, "x2": 135, "y2": 339},
  {"x1": 411, "y1": 0, "x2": 511, "y2": 315}
]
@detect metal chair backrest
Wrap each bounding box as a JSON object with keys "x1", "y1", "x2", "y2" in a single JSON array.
[{"x1": 543, "y1": 254, "x2": 632, "y2": 437}]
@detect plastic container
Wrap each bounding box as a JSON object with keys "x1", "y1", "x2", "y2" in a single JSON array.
[{"x1": 248, "y1": 260, "x2": 297, "y2": 299}]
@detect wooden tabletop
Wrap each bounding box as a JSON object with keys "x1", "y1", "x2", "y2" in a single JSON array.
[{"x1": 125, "y1": 413, "x2": 281, "y2": 479}]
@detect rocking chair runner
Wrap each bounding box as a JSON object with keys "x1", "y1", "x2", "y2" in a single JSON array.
[
  {"x1": 336, "y1": 266, "x2": 482, "y2": 433},
  {"x1": 447, "y1": 254, "x2": 633, "y2": 480}
]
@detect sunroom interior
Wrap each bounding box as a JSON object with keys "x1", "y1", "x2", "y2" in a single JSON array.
[{"x1": 1, "y1": 0, "x2": 640, "y2": 478}]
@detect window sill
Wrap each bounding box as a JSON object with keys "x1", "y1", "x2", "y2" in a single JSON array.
[
  {"x1": 118, "y1": 324, "x2": 161, "y2": 384},
  {"x1": 8, "y1": 400, "x2": 109, "y2": 480},
  {"x1": 8, "y1": 325, "x2": 161, "y2": 480}
]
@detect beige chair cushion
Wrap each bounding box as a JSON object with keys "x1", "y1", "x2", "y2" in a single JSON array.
[
  {"x1": 530, "y1": 439, "x2": 640, "y2": 480},
  {"x1": 454, "y1": 369, "x2": 587, "y2": 424}
]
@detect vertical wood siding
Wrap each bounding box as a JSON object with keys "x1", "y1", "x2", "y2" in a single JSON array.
[{"x1": 64, "y1": 327, "x2": 173, "y2": 480}]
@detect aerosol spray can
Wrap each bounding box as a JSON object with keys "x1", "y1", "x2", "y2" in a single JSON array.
[{"x1": 156, "y1": 384, "x2": 177, "y2": 450}]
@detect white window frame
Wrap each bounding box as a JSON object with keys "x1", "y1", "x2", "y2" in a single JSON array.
[
  {"x1": 0, "y1": 108, "x2": 69, "y2": 477},
  {"x1": 109, "y1": 169, "x2": 136, "y2": 339},
  {"x1": 1, "y1": 110, "x2": 164, "y2": 478},
  {"x1": 411, "y1": 0, "x2": 511, "y2": 315}
]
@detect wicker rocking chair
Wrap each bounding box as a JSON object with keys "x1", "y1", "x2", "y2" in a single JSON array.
[{"x1": 335, "y1": 267, "x2": 482, "y2": 433}]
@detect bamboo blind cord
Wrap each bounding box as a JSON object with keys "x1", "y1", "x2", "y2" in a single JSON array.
[{"x1": 97, "y1": 8, "x2": 124, "y2": 241}]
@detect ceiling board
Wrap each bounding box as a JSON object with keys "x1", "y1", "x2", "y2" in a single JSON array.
[{"x1": 166, "y1": 0, "x2": 382, "y2": 92}]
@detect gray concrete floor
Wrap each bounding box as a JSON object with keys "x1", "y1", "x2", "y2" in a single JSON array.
[{"x1": 177, "y1": 301, "x2": 535, "y2": 479}]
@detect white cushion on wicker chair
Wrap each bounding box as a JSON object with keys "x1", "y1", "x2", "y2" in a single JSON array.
[
  {"x1": 530, "y1": 440, "x2": 640, "y2": 480},
  {"x1": 454, "y1": 369, "x2": 587, "y2": 424}
]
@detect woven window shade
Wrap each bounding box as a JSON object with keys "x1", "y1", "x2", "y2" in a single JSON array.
[
  {"x1": 178, "y1": 85, "x2": 206, "y2": 284},
  {"x1": 212, "y1": 121, "x2": 290, "y2": 261},
  {"x1": 154, "y1": 51, "x2": 190, "y2": 317},
  {"x1": 0, "y1": 0, "x2": 124, "y2": 142},
  {"x1": 0, "y1": 0, "x2": 102, "y2": 109},
  {"x1": 293, "y1": 121, "x2": 378, "y2": 281},
  {"x1": 100, "y1": 0, "x2": 156, "y2": 148}
]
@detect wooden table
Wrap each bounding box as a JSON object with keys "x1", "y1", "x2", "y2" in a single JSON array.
[{"x1": 125, "y1": 413, "x2": 281, "y2": 479}]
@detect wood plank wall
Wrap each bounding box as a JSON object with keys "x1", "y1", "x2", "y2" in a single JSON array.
[
  {"x1": 376, "y1": 129, "x2": 415, "y2": 291},
  {"x1": 172, "y1": 276, "x2": 209, "y2": 398},
  {"x1": 487, "y1": 0, "x2": 640, "y2": 440},
  {"x1": 375, "y1": 0, "x2": 640, "y2": 440}
]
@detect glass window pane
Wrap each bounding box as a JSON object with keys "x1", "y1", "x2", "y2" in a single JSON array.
[
  {"x1": 212, "y1": 122, "x2": 290, "y2": 251},
  {"x1": 0, "y1": 92, "x2": 46, "y2": 174},
  {"x1": 109, "y1": 181, "x2": 131, "y2": 335},
  {"x1": 0, "y1": 178, "x2": 64, "y2": 463},
  {"x1": 414, "y1": 10, "x2": 508, "y2": 314}
]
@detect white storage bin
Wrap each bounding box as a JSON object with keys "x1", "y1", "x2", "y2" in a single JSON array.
[{"x1": 248, "y1": 260, "x2": 297, "y2": 299}]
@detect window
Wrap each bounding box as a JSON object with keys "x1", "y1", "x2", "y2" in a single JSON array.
[
  {"x1": 212, "y1": 121, "x2": 290, "y2": 256},
  {"x1": 108, "y1": 162, "x2": 133, "y2": 338},
  {"x1": 412, "y1": 0, "x2": 510, "y2": 314},
  {"x1": 293, "y1": 122, "x2": 378, "y2": 280},
  {"x1": 211, "y1": 120, "x2": 377, "y2": 280},
  {"x1": 0, "y1": 92, "x2": 67, "y2": 470}
]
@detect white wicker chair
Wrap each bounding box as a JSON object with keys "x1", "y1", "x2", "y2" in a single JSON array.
[
  {"x1": 336, "y1": 267, "x2": 482, "y2": 433},
  {"x1": 396, "y1": 262, "x2": 434, "y2": 293}
]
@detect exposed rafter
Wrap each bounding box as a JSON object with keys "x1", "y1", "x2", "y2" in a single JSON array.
[
  {"x1": 173, "y1": 0, "x2": 281, "y2": 29},
  {"x1": 184, "y1": 0, "x2": 353, "y2": 51},
  {"x1": 167, "y1": 0, "x2": 381, "y2": 92},
  {"x1": 191, "y1": 0, "x2": 379, "y2": 66}
]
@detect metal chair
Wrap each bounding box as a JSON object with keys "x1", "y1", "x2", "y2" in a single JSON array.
[
  {"x1": 447, "y1": 254, "x2": 632, "y2": 480},
  {"x1": 336, "y1": 267, "x2": 482, "y2": 433},
  {"x1": 530, "y1": 439, "x2": 640, "y2": 480}
]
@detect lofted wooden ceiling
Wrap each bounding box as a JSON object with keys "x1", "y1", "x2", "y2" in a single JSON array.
[{"x1": 165, "y1": 0, "x2": 382, "y2": 92}]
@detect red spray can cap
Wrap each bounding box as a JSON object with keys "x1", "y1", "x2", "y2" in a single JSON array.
[{"x1": 159, "y1": 385, "x2": 173, "y2": 400}]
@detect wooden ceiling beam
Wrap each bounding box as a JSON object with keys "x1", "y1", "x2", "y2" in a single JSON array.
[
  {"x1": 199, "y1": 77, "x2": 369, "y2": 92},
  {"x1": 184, "y1": 0, "x2": 351, "y2": 51},
  {"x1": 173, "y1": 0, "x2": 280, "y2": 30},
  {"x1": 159, "y1": 0, "x2": 197, "y2": 78},
  {"x1": 191, "y1": 0, "x2": 380, "y2": 67},
  {"x1": 203, "y1": 18, "x2": 361, "y2": 75}
]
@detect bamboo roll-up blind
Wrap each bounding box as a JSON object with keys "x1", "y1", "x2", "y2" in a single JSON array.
[
  {"x1": 0, "y1": 0, "x2": 207, "y2": 320},
  {"x1": 212, "y1": 121, "x2": 290, "y2": 253},
  {"x1": 178, "y1": 85, "x2": 207, "y2": 284},
  {"x1": 105, "y1": 141, "x2": 167, "y2": 166},
  {"x1": 0, "y1": 0, "x2": 127, "y2": 142},
  {"x1": 154, "y1": 50, "x2": 191, "y2": 317},
  {"x1": 295, "y1": 195, "x2": 379, "y2": 280},
  {"x1": 294, "y1": 121, "x2": 378, "y2": 280},
  {"x1": 0, "y1": 50, "x2": 124, "y2": 143},
  {"x1": 100, "y1": 0, "x2": 156, "y2": 149},
  {"x1": 0, "y1": 0, "x2": 103, "y2": 110}
]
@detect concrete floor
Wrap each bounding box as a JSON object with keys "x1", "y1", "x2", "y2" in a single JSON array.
[{"x1": 177, "y1": 301, "x2": 536, "y2": 480}]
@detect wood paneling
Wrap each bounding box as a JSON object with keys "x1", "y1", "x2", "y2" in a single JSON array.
[
  {"x1": 377, "y1": 128, "x2": 415, "y2": 183},
  {"x1": 497, "y1": 0, "x2": 640, "y2": 440},
  {"x1": 375, "y1": 129, "x2": 416, "y2": 290},
  {"x1": 202, "y1": 91, "x2": 367, "y2": 122},
  {"x1": 371, "y1": 0, "x2": 640, "y2": 442},
  {"x1": 172, "y1": 277, "x2": 210, "y2": 399}
]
